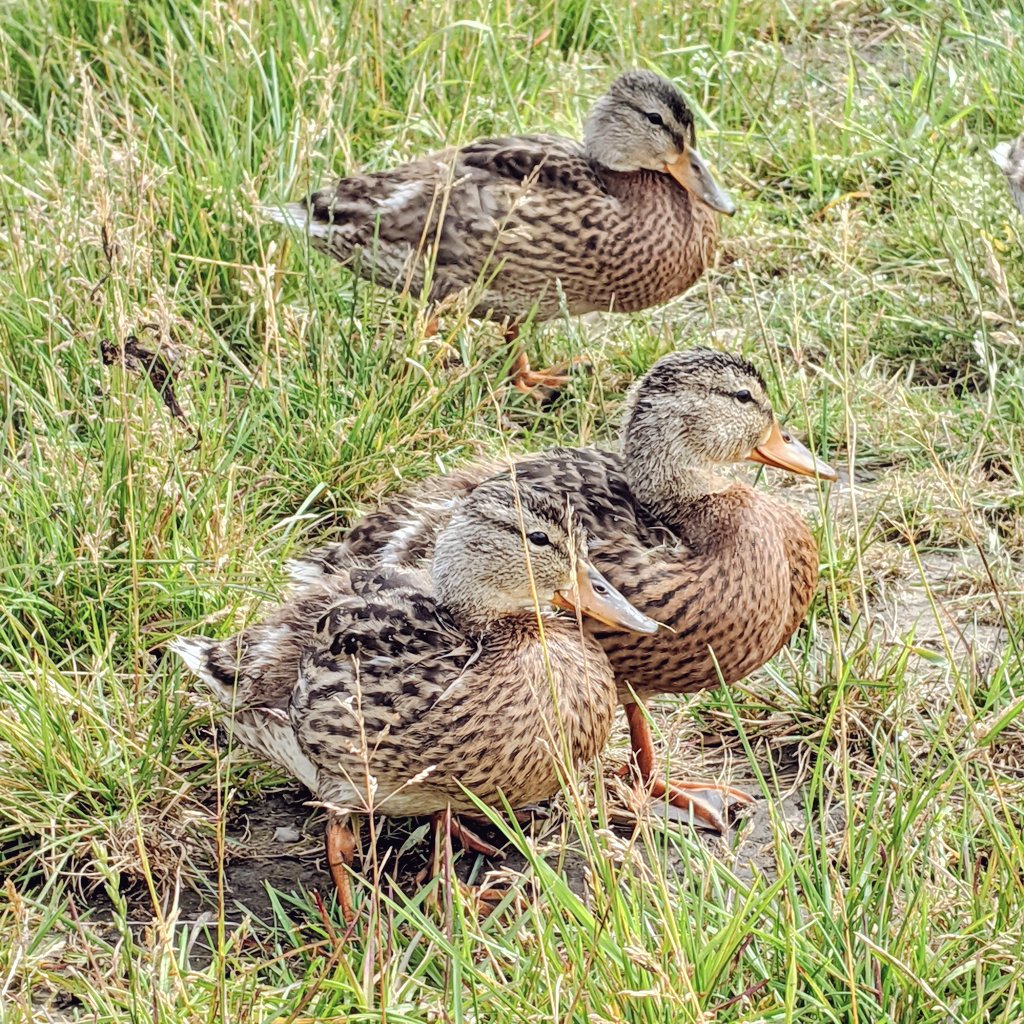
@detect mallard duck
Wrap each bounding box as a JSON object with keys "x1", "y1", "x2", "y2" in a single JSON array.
[
  {"x1": 173, "y1": 478, "x2": 656, "y2": 920},
  {"x1": 292, "y1": 349, "x2": 836, "y2": 830},
  {"x1": 267, "y1": 70, "x2": 735, "y2": 388},
  {"x1": 991, "y1": 133, "x2": 1024, "y2": 216}
]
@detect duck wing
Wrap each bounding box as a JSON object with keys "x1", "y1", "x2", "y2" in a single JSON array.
[
  {"x1": 173, "y1": 564, "x2": 445, "y2": 707},
  {"x1": 266, "y1": 134, "x2": 611, "y2": 300},
  {"x1": 289, "y1": 586, "x2": 479, "y2": 781},
  {"x1": 173, "y1": 568, "x2": 471, "y2": 794},
  {"x1": 287, "y1": 460, "x2": 504, "y2": 584},
  {"x1": 292, "y1": 448, "x2": 671, "y2": 581}
]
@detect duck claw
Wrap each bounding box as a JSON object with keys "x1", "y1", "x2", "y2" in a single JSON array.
[
  {"x1": 645, "y1": 777, "x2": 754, "y2": 833},
  {"x1": 510, "y1": 351, "x2": 591, "y2": 393},
  {"x1": 622, "y1": 701, "x2": 754, "y2": 834}
]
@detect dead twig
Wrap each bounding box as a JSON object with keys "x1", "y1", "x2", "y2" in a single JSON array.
[{"x1": 100, "y1": 334, "x2": 200, "y2": 450}]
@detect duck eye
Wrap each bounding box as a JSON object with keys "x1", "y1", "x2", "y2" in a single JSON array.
[
  {"x1": 644, "y1": 111, "x2": 666, "y2": 128},
  {"x1": 527, "y1": 531, "x2": 550, "y2": 547},
  {"x1": 734, "y1": 389, "x2": 754, "y2": 404}
]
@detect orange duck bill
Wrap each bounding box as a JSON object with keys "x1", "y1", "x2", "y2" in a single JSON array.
[
  {"x1": 552, "y1": 562, "x2": 659, "y2": 634},
  {"x1": 747, "y1": 420, "x2": 837, "y2": 481},
  {"x1": 664, "y1": 149, "x2": 736, "y2": 215}
]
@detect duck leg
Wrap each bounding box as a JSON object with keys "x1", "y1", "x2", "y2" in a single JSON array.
[
  {"x1": 325, "y1": 815, "x2": 357, "y2": 924},
  {"x1": 418, "y1": 810, "x2": 507, "y2": 916},
  {"x1": 500, "y1": 321, "x2": 582, "y2": 392},
  {"x1": 510, "y1": 350, "x2": 576, "y2": 391},
  {"x1": 446, "y1": 814, "x2": 505, "y2": 858},
  {"x1": 624, "y1": 701, "x2": 755, "y2": 833},
  {"x1": 421, "y1": 810, "x2": 503, "y2": 882}
]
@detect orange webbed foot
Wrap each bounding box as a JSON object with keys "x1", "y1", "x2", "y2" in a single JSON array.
[{"x1": 624, "y1": 701, "x2": 755, "y2": 834}]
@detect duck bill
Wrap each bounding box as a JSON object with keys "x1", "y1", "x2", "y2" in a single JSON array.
[
  {"x1": 552, "y1": 562, "x2": 659, "y2": 634},
  {"x1": 747, "y1": 419, "x2": 837, "y2": 481},
  {"x1": 664, "y1": 148, "x2": 736, "y2": 215}
]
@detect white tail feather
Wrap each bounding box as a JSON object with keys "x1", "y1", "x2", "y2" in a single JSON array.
[
  {"x1": 170, "y1": 636, "x2": 212, "y2": 676},
  {"x1": 171, "y1": 635, "x2": 239, "y2": 704},
  {"x1": 173, "y1": 638, "x2": 322, "y2": 794},
  {"x1": 262, "y1": 201, "x2": 354, "y2": 242},
  {"x1": 990, "y1": 141, "x2": 1013, "y2": 172},
  {"x1": 260, "y1": 202, "x2": 311, "y2": 230},
  {"x1": 284, "y1": 557, "x2": 330, "y2": 586}
]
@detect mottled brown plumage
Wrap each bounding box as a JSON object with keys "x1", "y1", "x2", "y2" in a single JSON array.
[
  {"x1": 173, "y1": 478, "x2": 655, "y2": 915},
  {"x1": 293, "y1": 349, "x2": 836, "y2": 829},
  {"x1": 266, "y1": 70, "x2": 734, "y2": 325}
]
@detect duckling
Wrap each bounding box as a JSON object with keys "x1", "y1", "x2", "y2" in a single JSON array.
[
  {"x1": 267, "y1": 70, "x2": 734, "y2": 388},
  {"x1": 173, "y1": 478, "x2": 656, "y2": 921},
  {"x1": 292, "y1": 349, "x2": 836, "y2": 830}
]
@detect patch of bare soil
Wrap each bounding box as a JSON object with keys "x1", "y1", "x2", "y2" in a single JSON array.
[
  {"x1": 873, "y1": 549, "x2": 1008, "y2": 664},
  {"x1": 152, "y1": 742, "x2": 822, "y2": 967}
]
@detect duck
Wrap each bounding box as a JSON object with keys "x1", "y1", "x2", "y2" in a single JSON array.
[
  {"x1": 991, "y1": 132, "x2": 1024, "y2": 216},
  {"x1": 291, "y1": 349, "x2": 837, "y2": 831},
  {"x1": 173, "y1": 477, "x2": 657, "y2": 921},
  {"x1": 266, "y1": 70, "x2": 735, "y2": 388}
]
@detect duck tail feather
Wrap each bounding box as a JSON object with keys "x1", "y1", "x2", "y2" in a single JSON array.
[
  {"x1": 170, "y1": 636, "x2": 213, "y2": 677},
  {"x1": 990, "y1": 140, "x2": 1013, "y2": 171},
  {"x1": 260, "y1": 201, "x2": 312, "y2": 230},
  {"x1": 284, "y1": 556, "x2": 332, "y2": 586},
  {"x1": 170, "y1": 635, "x2": 240, "y2": 704}
]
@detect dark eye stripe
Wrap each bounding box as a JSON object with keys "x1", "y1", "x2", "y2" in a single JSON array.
[
  {"x1": 483, "y1": 514, "x2": 570, "y2": 549},
  {"x1": 625, "y1": 102, "x2": 688, "y2": 152},
  {"x1": 712, "y1": 387, "x2": 756, "y2": 400},
  {"x1": 710, "y1": 386, "x2": 770, "y2": 412}
]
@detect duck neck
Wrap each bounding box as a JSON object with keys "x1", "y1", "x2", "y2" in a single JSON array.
[
  {"x1": 452, "y1": 605, "x2": 551, "y2": 644},
  {"x1": 433, "y1": 570, "x2": 549, "y2": 638},
  {"x1": 629, "y1": 463, "x2": 723, "y2": 527},
  {"x1": 596, "y1": 165, "x2": 692, "y2": 210}
]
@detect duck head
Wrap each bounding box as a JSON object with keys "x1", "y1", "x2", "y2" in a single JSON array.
[
  {"x1": 584, "y1": 69, "x2": 735, "y2": 216},
  {"x1": 621, "y1": 348, "x2": 837, "y2": 523},
  {"x1": 432, "y1": 477, "x2": 657, "y2": 635}
]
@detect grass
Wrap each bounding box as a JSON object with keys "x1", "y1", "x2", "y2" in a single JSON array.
[{"x1": 1, "y1": 0, "x2": 1023, "y2": 1019}]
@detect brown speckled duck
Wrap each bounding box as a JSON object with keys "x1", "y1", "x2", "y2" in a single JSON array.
[
  {"x1": 173, "y1": 478, "x2": 656, "y2": 921},
  {"x1": 267, "y1": 70, "x2": 734, "y2": 388},
  {"x1": 292, "y1": 349, "x2": 836, "y2": 830}
]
